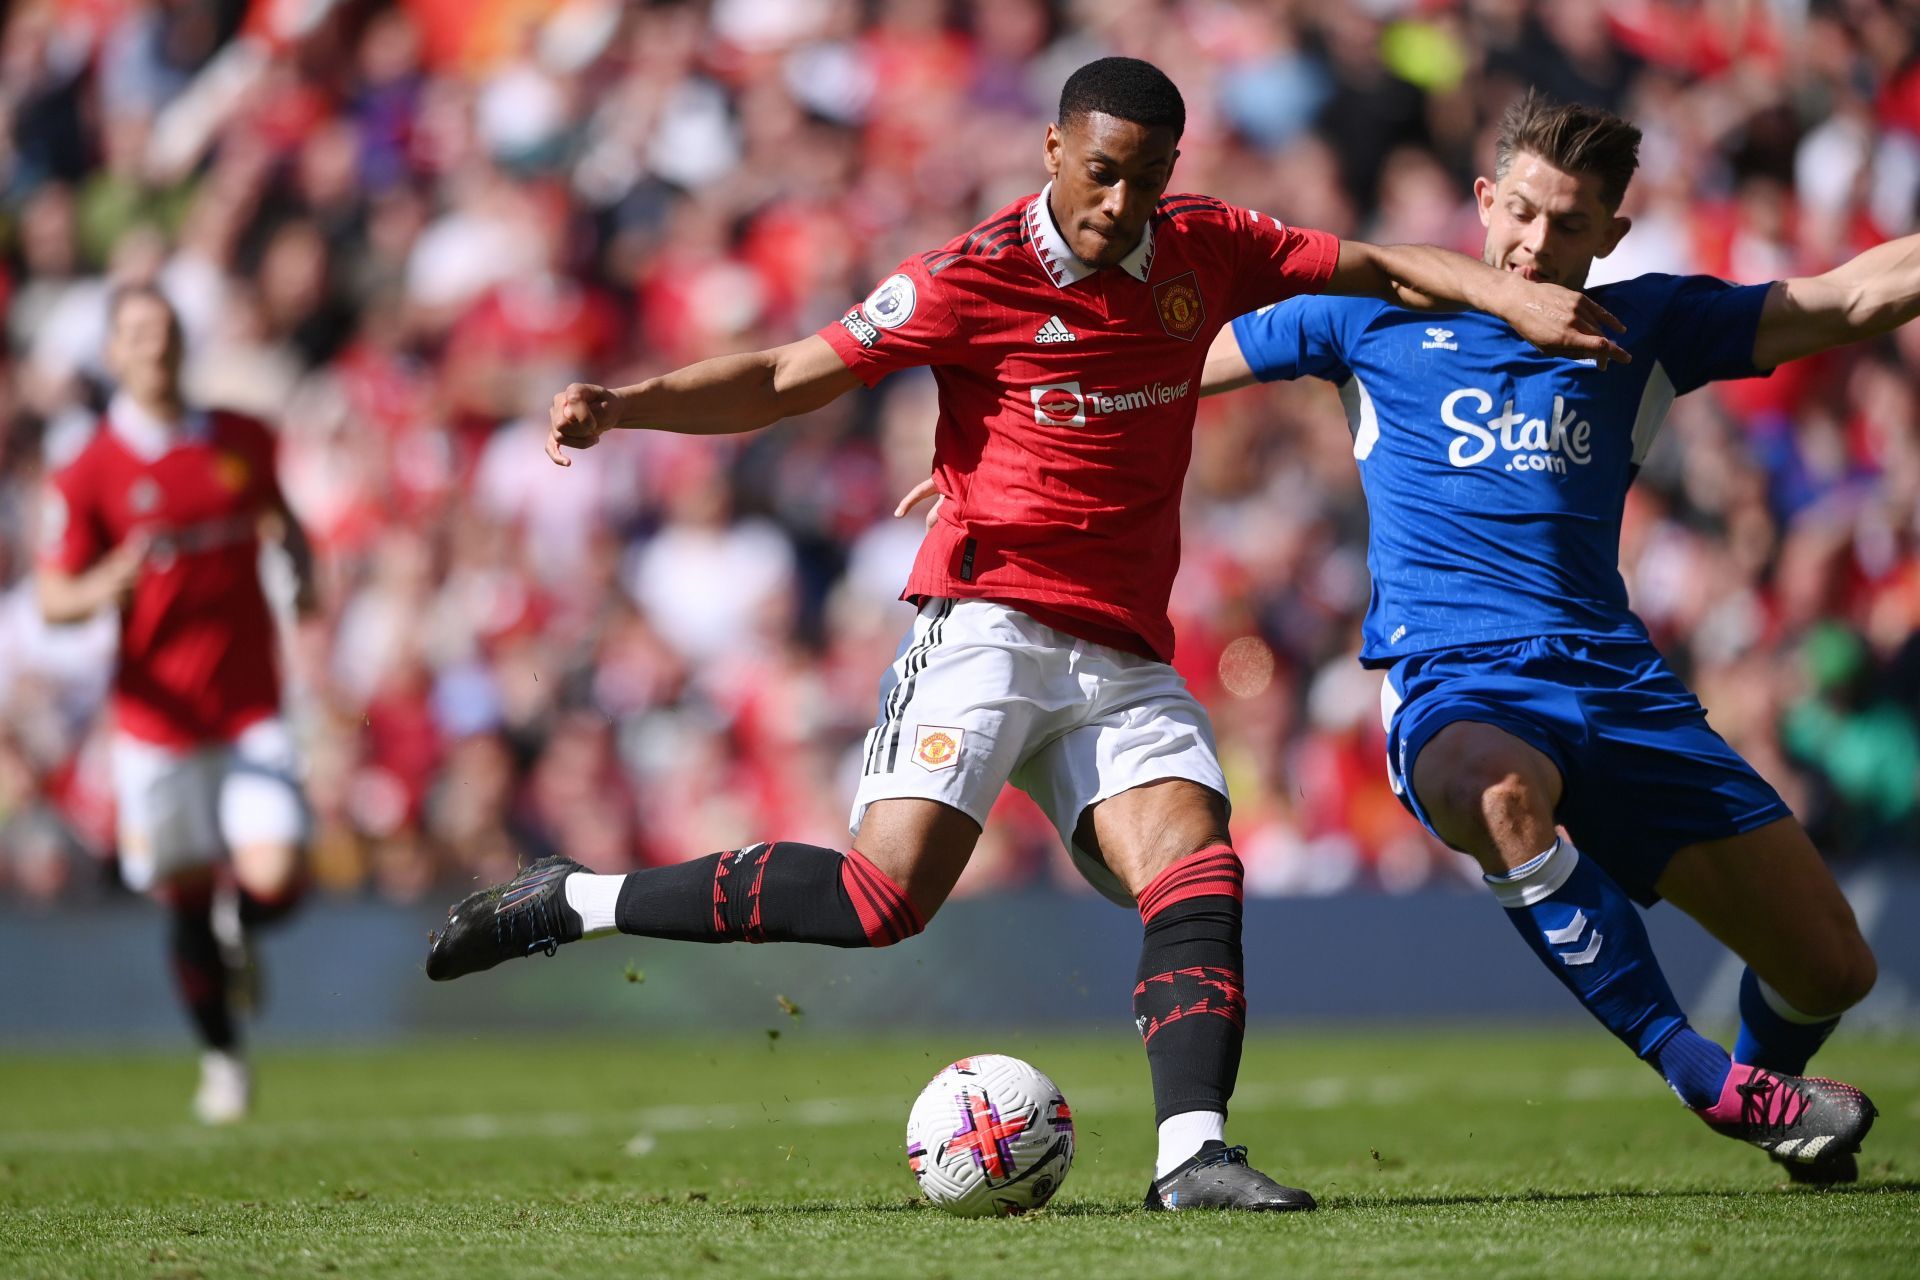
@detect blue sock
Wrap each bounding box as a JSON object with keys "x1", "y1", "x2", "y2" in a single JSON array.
[
  {"x1": 1486, "y1": 838, "x2": 1729, "y2": 1107},
  {"x1": 1734, "y1": 967, "x2": 1839, "y2": 1074},
  {"x1": 1647, "y1": 1026, "x2": 1733, "y2": 1109}
]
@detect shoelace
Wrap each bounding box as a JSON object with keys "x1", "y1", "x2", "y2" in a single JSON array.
[
  {"x1": 492, "y1": 889, "x2": 564, "y2": 958},
  {"x1": 1737, "y1": 1074, "x2": 1810, "y2": 1135},
  {"x1": 1191, "y1": 1144, "x2": 1251, "y2": 1171}
]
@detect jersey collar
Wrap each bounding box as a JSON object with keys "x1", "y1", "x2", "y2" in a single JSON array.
[
  {"x1": 107, "y1": 391, "x2": 209, "y2": 461},
  {"x1": 1026, "y1": 182, "x2": 1155, "y2": 288}
]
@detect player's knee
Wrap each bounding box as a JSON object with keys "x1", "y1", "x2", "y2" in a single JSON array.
[
  {"x1": 1435, "y1": 755, "x2": 1550, "y2": 842},
  {"x1": 1809, "y1": 939, "x2": 1878, "y2": 1016},
  {"x1": 868, "y1": 906, "x2": 929, "y2": 946},
  {"x1": 1768, "y1": 934, "x2": 1877, "y2": 1018},
  {"x1": 231, "y1": 841, "x2": 303, "y2": 902}
]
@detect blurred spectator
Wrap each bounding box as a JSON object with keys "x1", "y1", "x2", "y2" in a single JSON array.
[{"x1": 2, "y1": 0, "x2": 1915, "y2": 905}]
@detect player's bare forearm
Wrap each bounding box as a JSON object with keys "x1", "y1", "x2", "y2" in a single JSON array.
[
  {"x1": 547, "y1": 336, "x2": 861, "y2": 465},
  {"x1": 35, "y1": 548, "x2": 141, "y2": 624},
  {"x1": 1329, "y1": 241, "x2": 1628, "y2": 365},
  {"x1": 267, "y1": 501, "x2": 321, "y2": 617},
  {"x1": 1200, "y1": 325, "x2": 1260, "y2": 396},
  {"x1": 1755, "y1": 232, "x2": 1920, "y2": 369}
]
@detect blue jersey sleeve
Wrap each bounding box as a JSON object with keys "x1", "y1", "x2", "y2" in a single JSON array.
[
  {"x1": 1646, "y1": 275, "x2": 1774, "y2": 395},
  {"x1": 1230, "y1": 296, "x2": 1360, "y2": 383}
]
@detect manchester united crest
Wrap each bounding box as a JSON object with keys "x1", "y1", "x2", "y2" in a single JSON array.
[
  {"x1": 214, "y1": 452, "x2": 251, "y2": 492},
  {"x1": 1153, "y1": 271, "x2": 1204, "y2": 341},
  {"x1": 913, "y1": 724, "x2": 964, "y2": 772}
]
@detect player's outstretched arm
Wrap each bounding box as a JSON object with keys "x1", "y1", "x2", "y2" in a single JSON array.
[
  {"x1": 1199, "y1": 325, "x2": 1260, "y2": 397},
  {"x1": 546, "y1": 335, "x2": 862, "y2": 466},
  {"x1": 1753, "y1": 233, "x2": 1920, "y2": 369},
  {"x1": 1328, "y1": 241, "x2": 1630, "y2": 367},
  {"x1": 36, "y1": 534, "x2": 148, "y2": 624}
]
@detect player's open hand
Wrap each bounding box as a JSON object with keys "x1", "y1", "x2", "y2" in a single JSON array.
[
  {"x1": 1503, "y1": 280, "x2": 1631, "y2": 368},
  {"x1": 893, "y1": 476, "x2": 943, "y2": 530},
  {"x1": 546, "y1": 383, "x2": 620, "y2": 466}
]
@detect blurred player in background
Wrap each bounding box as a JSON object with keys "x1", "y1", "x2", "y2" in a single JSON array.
[
  {"x1": 36, "y1": 285, "x2": 318, "y2": 1124},
  {"x1": 425, "y1": 58, "x2": 1627, "y2": 1212},
  {"x1": 1203, "y1": 92, "x2": 1904, "y2": 1182}
]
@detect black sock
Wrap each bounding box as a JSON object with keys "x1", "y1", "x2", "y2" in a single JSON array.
[
  {"x1": 1131, "y1": 847, "x2": 1246, "y2": 1124},
  {"x1": 167, "y1": 895, "x2": 237, "y2": 1052},
  {"x1": 613, "y1": 842, "x2": 923, "y2": 947}
]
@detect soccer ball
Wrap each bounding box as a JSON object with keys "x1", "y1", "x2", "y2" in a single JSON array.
[{"x1": 905, "y1": 1054, "x2": 1075, "y2": 1217}]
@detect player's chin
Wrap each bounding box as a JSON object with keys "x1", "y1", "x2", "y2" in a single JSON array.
[{"x1": 1077, "y1": 232, "x2": 1128, "y2": 267}]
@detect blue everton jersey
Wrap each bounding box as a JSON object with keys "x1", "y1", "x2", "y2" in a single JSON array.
[{"x1": 1231, "y1": 273, "x2": 1773, "y2": 667}]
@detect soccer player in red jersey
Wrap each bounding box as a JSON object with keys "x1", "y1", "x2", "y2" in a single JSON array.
[
  {"x1": 426, "y1": 58, "x2": 1626, "y2": 1210},
  {"x1": 37, "y1": 285, "x2": 318, "y2": 1124}
]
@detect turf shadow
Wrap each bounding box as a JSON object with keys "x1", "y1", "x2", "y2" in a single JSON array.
[{"x1": 1328, "y1": 1182, "x2": 1920, "y2": 1210}]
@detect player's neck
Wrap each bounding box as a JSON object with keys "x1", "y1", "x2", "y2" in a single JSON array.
[{"x1": 122, "y1": 389, "x2": 188, "y2": 429}]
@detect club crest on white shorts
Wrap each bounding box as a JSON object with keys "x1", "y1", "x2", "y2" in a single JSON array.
[{"x1": 912, "y1": 724, "x2": 965, "y2": 771}]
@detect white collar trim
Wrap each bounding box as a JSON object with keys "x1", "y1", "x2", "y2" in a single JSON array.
[
  {"x1": 108, "y1": 391, "x2": 207, "y2": 462},
  {"x1": 1026, "y1": 182, "x2": 1156, "y2": 288}
]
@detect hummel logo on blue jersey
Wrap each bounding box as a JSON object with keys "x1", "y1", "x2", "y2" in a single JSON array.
[
  {"x1": 1035, "y1": 316, "x2": 1077, "y2": 344},
  {"x1": 1422, "y1": 327, "x2": 1458, "y2": 351}
]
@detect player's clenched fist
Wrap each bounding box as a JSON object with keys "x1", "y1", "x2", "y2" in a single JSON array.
[{"x1": 546, "y1": 382, "x2": 620, "y2": 466}]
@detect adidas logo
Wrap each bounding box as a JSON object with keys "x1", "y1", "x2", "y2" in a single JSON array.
[{"x1": 1035, "y1": 315, "x2": 1077, "y2": 344}]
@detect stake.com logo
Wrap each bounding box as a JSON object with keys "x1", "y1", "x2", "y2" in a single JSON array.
[{"x1": 1029, "y1": 378, "x2": 1192, "y2": 427}]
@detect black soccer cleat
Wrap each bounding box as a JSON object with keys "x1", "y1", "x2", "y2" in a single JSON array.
[
  {"x1": 1143, "y1": 1141, "x2": 1317, "y2": 1212},
  {"x1": 1695, "y1": 1063, "x2": 1877, "y2": 1173},
  {"x1": 425, "y1": 856, "x2": 587, "y2": 981}
]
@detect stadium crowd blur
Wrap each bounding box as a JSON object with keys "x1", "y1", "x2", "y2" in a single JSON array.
[{"x1": 3, "y1": 0, "x2": 1918, "y2": 907}]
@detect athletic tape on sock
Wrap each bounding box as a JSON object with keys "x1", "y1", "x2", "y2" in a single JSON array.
[{"x1": 1483, "y1": 837, "x2": 1579, "y2": 909}]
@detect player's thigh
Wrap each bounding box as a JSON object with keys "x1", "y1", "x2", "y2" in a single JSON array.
[
  {"x1": 1017, "y1": 663, "x2": 1229, "y2": 904},
  {"x1": 1407, "y1": 720, "x2": 1564, "y2": 865},
  {"x1": 218, "y1": 719, "x2": 310, "y2": 897},
  {"x1": 1078, "y1": 779, "x2": 1231, "y2": 900},
  {"x1": 849, "y1": 601, "x2": 1062, "y2": 914},
  {"x1": 1656, "y1": 816, "x2": 1877, "y2": 1017},
  {"x1": 851, "y1": 797, "x2": 983, "y2": 921},
  {"x1": 112, "y1": 734, "x2": 222, "y2": 894}
]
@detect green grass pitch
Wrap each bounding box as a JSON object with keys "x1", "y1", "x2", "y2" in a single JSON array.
[{"x1": 1, "y1": 1030, "x2": 1914, "y2": 1278}]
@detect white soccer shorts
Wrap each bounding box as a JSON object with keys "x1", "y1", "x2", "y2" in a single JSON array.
[
  {"x1": 111, "y1": 718, "x2": 310, "y2": 893},
  {"x1": 850, "y1": 598, "x2": 1229, "y2": 905}
]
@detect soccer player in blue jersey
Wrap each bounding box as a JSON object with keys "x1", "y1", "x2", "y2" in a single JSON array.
[{"x1": 1209, "y1": 92, "x2": 1905, "y2": 1182}]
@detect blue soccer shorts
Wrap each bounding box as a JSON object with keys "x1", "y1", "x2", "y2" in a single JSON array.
[{"x1": 1380, "y1": 634, "x2": 1792, "y2": 904}]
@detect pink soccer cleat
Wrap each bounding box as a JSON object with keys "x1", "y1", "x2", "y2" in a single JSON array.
[{"x1": 1695, "y1": 1063, "x2": 1876, "y2": 1180}]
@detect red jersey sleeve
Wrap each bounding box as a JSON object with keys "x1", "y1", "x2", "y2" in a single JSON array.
[
  {"x1": 815, "y1": 256, "x2": 970, "y2": 387},
  {"x1": 1223, "y1": 204, "x2": 1342, "y2": 318},
  {"x1": 38, "y1": 462, "x2": 106, "y2": 575}
]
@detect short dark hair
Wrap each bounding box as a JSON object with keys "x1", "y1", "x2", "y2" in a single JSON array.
[
  {"x1": 1059, "y1": 57, "x2": 1185, "y2": 139},
  {"x1": 107, "y1": 281, "x2": 182, "y2": 336},
  {"x1": 1495, "y1": 90, "x2": 1642, "y2": 210}
]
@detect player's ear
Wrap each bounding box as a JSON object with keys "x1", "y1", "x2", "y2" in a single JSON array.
[
  {"x1": 1596, "y1": 214, "x2": 1631, "y2": 259},
  {"x1": 1044, "y1": 123, "x2": 1062, "y2": 179},
  {"x1": 1473, "y1": 176, "x2": 1497, "y2": 229}
]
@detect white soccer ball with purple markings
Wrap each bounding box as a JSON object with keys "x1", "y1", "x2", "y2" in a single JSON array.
[{"x1": 905, "y1": 1054, "x2": 1075, "y2": 1217}]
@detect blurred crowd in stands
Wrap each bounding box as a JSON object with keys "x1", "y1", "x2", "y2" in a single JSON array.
[{"x1": 2, "y1": 0, "x2": 1917, "y2": 905}]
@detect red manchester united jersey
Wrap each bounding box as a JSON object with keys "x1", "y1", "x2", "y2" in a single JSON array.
[
  {"x1": 41, "y1": 398, "x2": 287, "y2": 747},
  {"x1": 818, "y1": 186, "x2": 1339, "y2": 660}
]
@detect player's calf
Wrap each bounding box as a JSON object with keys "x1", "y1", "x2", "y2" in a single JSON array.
[
  {"x1": 1484, "y1": 837, "x2": 1738, "y2": 1109},
  {"x1": 425, "y1": 844, "x2": 926, "y2": 982},
  {"x1": 1129, "y1": 846, "x2": 1313, "y2": 1211}
]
